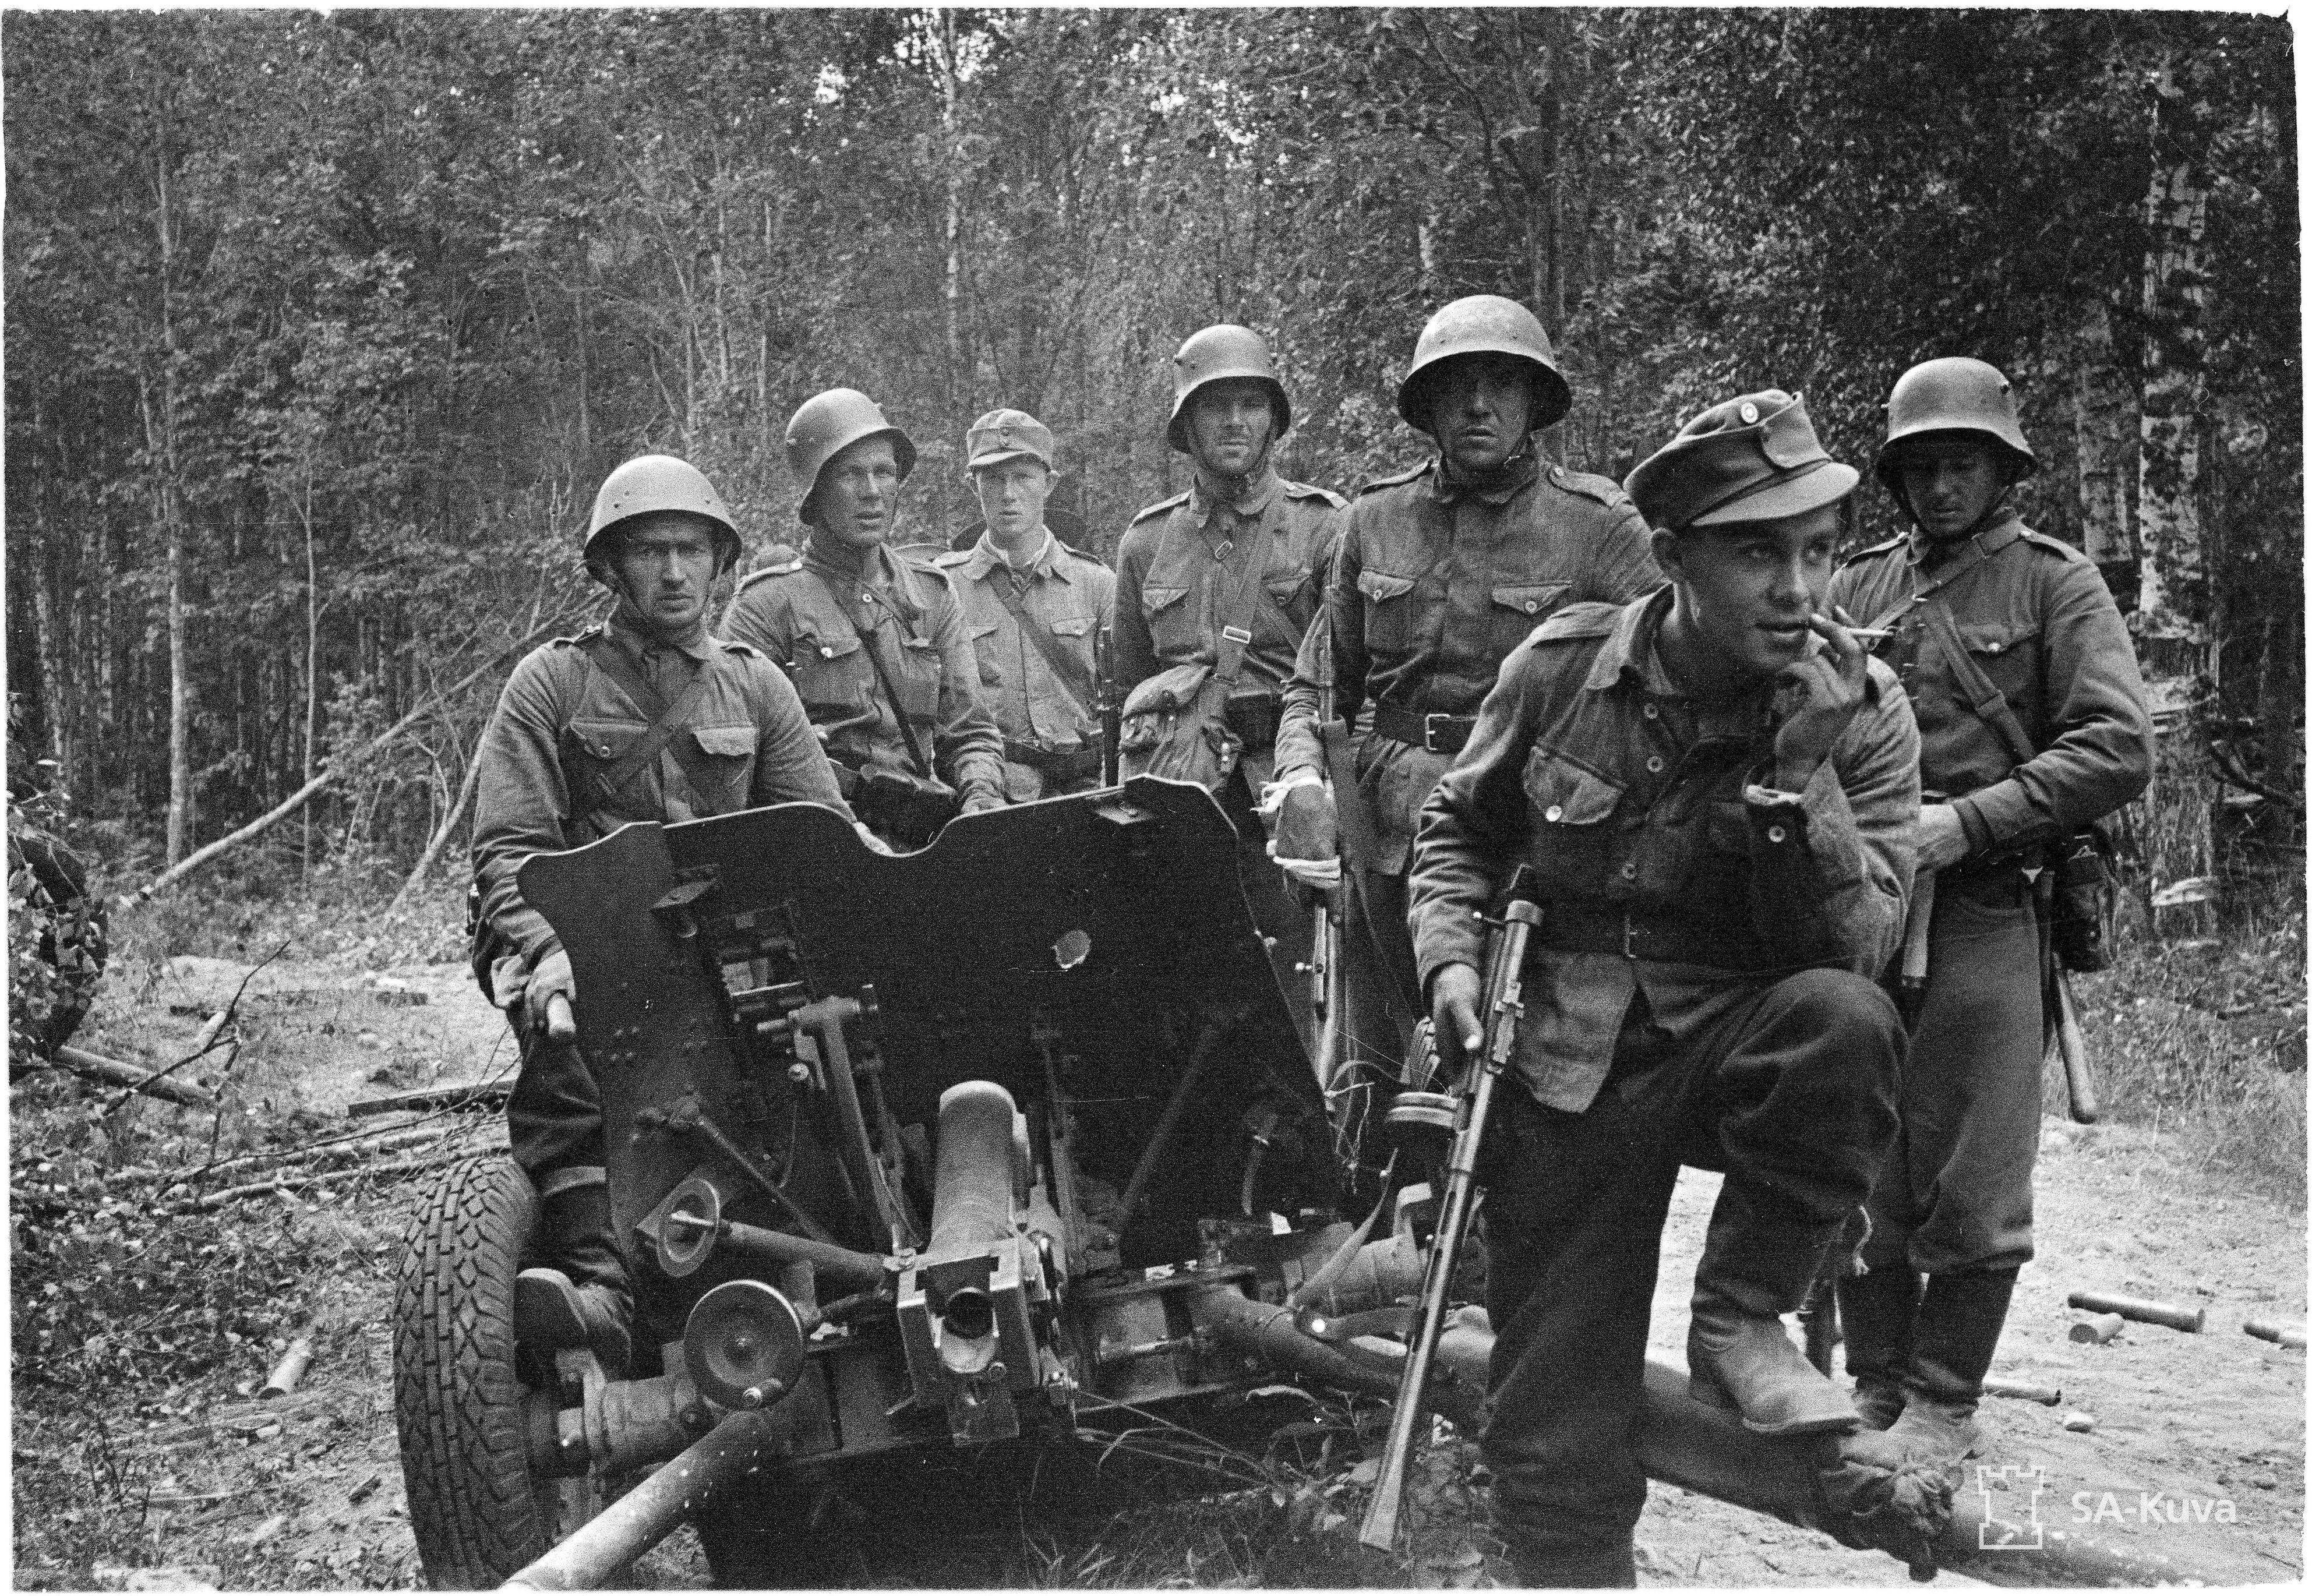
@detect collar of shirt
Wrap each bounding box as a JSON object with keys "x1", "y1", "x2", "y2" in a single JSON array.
[
  {"x1": 605, "y1": 608, "x2": 714, "y2": 665},
  {"x1": 964, "y1": 529, "x2": 1064, "y2": 582},
  {"x1": 1428, "y1": 447, "x2": 1542, "y2": 507},
  {"x1": 804, "y1": 543, "x2": 920, "y2": 622},
  {"x1": 1189, "y1": 465, "x2": 1281, "y2": 528},
  {"x1": 1907, "y1": 504, "x2": 2024, "y2": 572}
]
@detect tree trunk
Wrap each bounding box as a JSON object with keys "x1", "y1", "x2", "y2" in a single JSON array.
[
  {"x1": 936, "y1": 11, "x2": 965, "y2": 409},
  {"x1": 300, "y1": 472, "x2": 320, "y2": 874},
  {"x1": 2135, "y1": 145, "x2": 2210, "y2": 672},
  {"x1": 151, "y1": 153, "x2": 194, "y2": 866},
  {"x1": 2071, "y1": 296, "x2": 2137, "y2": 570}
]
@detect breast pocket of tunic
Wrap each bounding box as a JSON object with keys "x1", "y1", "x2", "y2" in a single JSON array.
[
  {"x1": 565, "y1": 716, "x2": 652, "y2": 813},
  {"x1": 688, "y1": 724, "x2": 759, "y2": 813},
  {"x1": 1263, "y1": 568, "x2": 1314, "y2": 634},
  {"x1": 895, "y1": 636, "x2": 944, "y2": 721},
  {"x1": 969, "y1": 621, "x2": 1005, "y2": 687},
  {"x1": 1356, "y1": 570, "x2": 1419, "y2": 656},
  {"x1": 1491, "y1": 582, "x2": 1570, "y2": 653},
  {"x1": 790, "y1": 631, "x2": 869, "y2": 719},
  {"x1": 1521, "y1": 744, "x2": 1626, "y2": 891},
  {"x1": 1141, "y1": 584, "x2": 1198, "y2": 658},
  {"x1": 1956, "y1": 620, "x2": 2041, "y2": 718}
]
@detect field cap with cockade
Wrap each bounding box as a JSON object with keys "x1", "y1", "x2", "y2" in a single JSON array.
[
  {"x1": 964, "y1": 408, "x2": 1056, "y2": 474},
  {"x1": 1623, "y1": 390, "x2": 1859, "y2": 534}
]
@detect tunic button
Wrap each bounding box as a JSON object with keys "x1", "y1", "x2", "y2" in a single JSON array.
[
  {"x1": 1524, "y1": 600, "x2": 1539, "y2": 613},
  {"x1": 1643, "y1": 703, "x2": 1660, "y2": 720},
  {"x1": 1545, "y1": 804, "x2": 1564, "y2": 822},
  {"x1": 1767, "y1": 825, "x2": 1788, "y2": 844},
  {"x1": 1986, "y1": 642, "x2": 2002, "y2": 653},
  {"x1": 1646, "y1": 755, "x2": 1665, "y2": 774},
  {"x1": 1739, "y1": 401, "x2": 1760, "y2": 425},
  {"x1": 1620, "y1": 861, "x2": 1638, "y2": 880},
  {"x1": 820, "y1": 645, "x2": 835, "y2": 658}
]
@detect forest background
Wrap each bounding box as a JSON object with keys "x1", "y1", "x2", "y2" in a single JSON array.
[{"x1": 3, "y1": 5, "x2": 2300, "y2": 913}]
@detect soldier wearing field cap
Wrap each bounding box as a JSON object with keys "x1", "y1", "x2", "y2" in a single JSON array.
[
  {"x1": 722, "y1": 388, "x2": 1006, "y2": 846},
  {"x1": 1113, "y1": 325, "x2": 1346, "y2": 1037},
  {"x1": 471, "y1": 454, "x2": 859, "y2": 1375},
  {"x1": 934, "y1": 409, "x2": 1117, "y2": 800},
  {"x1": 1271, "y1": 295, "x2": 1661, "y2": 1092},
  {"x1": 1408, "y1": 390, "x2": 1915, "y2": 1585},
  {"x1": 1830, "y1": 358, "x2": 2151, "y2": 1470}
]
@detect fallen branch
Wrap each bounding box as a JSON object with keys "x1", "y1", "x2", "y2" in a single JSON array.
[
  {"x1": 47, "y1": 1047, "x2": 218, "y2": 1109},
  {"x1": 109, "y1": 1122, "x2": 489, "y2": 1189},
  {"x1": 161, "y1": 1145, "x2": 496, "y2": 1214},
  {"x1": 129, "y1": 617, "x2": 579, "y2": 903},
  {"x1": 348, "y1": 1082, "x2": 513, "y2": 1119},
  {"x1": 389, "y1": 735, "x2": 483, "y2": 914},
  {"x1": 103, "y1": 944, "x2": 283, "y2": 1115}
]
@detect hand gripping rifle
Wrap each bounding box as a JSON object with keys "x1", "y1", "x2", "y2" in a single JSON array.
[
  {"x1": 1360, "y1": 865, "x2": 1542, "y2": 1552},
  {"x1": 1094, "y1": 623, "x2": 1123, "y2": 788},
  {"x1": 1307, "y1": 621, "x2": 1341, "y2": 1069}
]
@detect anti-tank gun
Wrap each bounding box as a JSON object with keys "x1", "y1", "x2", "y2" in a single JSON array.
[{"x1": 390, "y1": 778, "x2": 2180, "y2": 1590}]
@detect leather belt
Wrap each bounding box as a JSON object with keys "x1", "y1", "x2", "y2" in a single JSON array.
[
  {"x1": 1003, "y1": 739, "x2": 1103, "y2": 782},
  {"x1": 1533, "y1": 901, "x2": 1785, "y2": 972},
  {"x1": 1372, "y1": 700, "x2": 1477, "y2": 755}
]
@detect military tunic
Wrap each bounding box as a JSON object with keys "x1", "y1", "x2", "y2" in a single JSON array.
[
  {"x1": 1272, "y1": 451, "x2": 1662, "y2": 1066},
  {"x1": 933, "y1": 531, "x2": 1117, "y2": 799},
  {"x1": 471, "y1": 612, "x2": 854, "y2": 1180},
  {"x1": 1407, "y1": 591, "x2": 1914, "y2": 1570},
  {"x1": 1830, "y1": 509, "x2": 2151, "y2": 1274},
  {"x1": 1114, "y1": 465, "x2": 1345, "y2": 1050},
  {"x1": 721, "y1": 544, "x2": 1006, "y2": 808}
]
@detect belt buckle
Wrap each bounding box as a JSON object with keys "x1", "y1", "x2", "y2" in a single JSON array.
[
  {"x1": 1221, "y1": 626, "x2": 1254, "y2": 646},
  {"x1": 1423, "y1": 712, "x2": 1452, "y2": 753}
]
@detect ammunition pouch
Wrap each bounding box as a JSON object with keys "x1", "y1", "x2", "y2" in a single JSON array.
[
  {"x1": 834, "y1": 761, "x2": 963, "y2": 847},
  {"x1": 2049, "y1": 824, "x2": 2118, "y2": 973}
]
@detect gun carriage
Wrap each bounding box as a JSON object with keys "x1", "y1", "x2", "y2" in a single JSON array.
[{"x1": 391, "y1": 779, "x2": 2173, "y2": 1590}]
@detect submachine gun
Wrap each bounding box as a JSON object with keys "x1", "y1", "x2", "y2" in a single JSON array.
[{"x1": 1360, "y1": 865, "x2": 1542, "y2": 1551}]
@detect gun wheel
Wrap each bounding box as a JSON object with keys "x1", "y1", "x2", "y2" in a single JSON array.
[{"x1": 392, "y1": 1153, "x2": 569, "y2": 1588}]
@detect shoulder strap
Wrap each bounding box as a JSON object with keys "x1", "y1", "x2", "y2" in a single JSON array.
[
  {"x1": 990, "y1": 575, "x2": 1098, "y2": 707},
  {"x1": 581, "y1": 637, "x2": 721, "y2": 799},
  {"x1": 1212, "y1": 528, "x2": 1275, "y2": 694},
  {"x1": 807, "y1": 563, "x2": 940, "y2": 781},
  {"x1": 1915, "y1": 597, "x2": 2038, "y2": 768}
]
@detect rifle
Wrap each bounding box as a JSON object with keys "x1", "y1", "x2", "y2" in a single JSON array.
[
  {"x1": 1307, "y1": 621, "x2": 1340, "y2": 1061},
  {"x1": 1093, "y1": 623, "x2": 1122, "y2": 788},
  {"x1": 1360, "y1": 864, "x2": 1542, "y2": 1552}
]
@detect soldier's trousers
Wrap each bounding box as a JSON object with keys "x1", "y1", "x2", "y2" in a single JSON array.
[
  {"x1": 506, "y1": 1015, "x2": 602, "y2": 1185},
  {"x1": 1478, "y1": 970, "x2": 1902, "y2": 1575},
  {"x1": 1862, "y1": 866, "x2": 2045, "y2": 1277}
]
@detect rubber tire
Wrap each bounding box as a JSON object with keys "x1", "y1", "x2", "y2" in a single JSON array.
[{"x1": 393, "y1": 1153, "x2": 558, "y2": 1589}]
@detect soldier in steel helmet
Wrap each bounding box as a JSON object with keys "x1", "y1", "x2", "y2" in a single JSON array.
[
  {"x1": 1830, "y1": 358, "x2": 2151, "y2": 1469},
  {"x1": 1270, "y1": 295, "x2": 1662, "y2": 1096},
  {"x1": 1408, "y1": 390, "x2": 1915, "y2": 1585},
  {"x1": 1113, "y1": 325, "x2": 1345, "y2": 1036},
  {"x1": 470, "y1": 454, "x2": 860, "y2": 1375},
  {"x1": 932, "y1": 409, "x2": 1117, "y2": 800},
  {"x1": 722, "y1": 388, "x2": 1006, "y2": 846}
]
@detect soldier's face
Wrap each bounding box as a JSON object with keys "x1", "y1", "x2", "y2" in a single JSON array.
[
  {"x1": 1184, "y1": 380, "x2": 1276, "y2": 478},
  {"x1": 1431, "y1": 355, "x2": 1536, "y2": 473},
  {"x1": 612, "y1": 514, "x2": 721, "y2": 638},
  {"x1": 972, "y1": 460, "x2": 1054, "y2": 545},
  {"x1": 1898, "y1": 437, "x2": 2009, "y2": 541},
  {"x1": 1655, "y1": 504, "x2": 1843, "y2": 684},
  {"x1": 810, "y1": 437, "x2": 903, "y2": 553}
]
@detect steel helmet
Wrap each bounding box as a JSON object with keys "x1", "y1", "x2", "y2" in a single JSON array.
[
  {"x1": 1874, "y1": 357, "x2": 2037, "y2": 495},
  {"x1": 1166, "y1": 325, "x2": 1291, "y2": 454},
  {"x1": 583, "y1": 454, "x2": 742, "y2": 576},
  {"x1": 785, "y1": 388, "x2": 918, "y2": 510},
  {"x1": 1397, "y1": 295, "x2": 1572, "y2": 435}
]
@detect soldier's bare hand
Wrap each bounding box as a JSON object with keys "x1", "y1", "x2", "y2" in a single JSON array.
[
  {"x1": 1917, "y1": 802, "x2": 1970, "y2": 871},
  {"x1": 524, "y1": 947, "x2": 577, "y2": 1041},
  {"x1": 1771, "y1": 608, "x2": 1870, "y2": 791},
  {"x1": 1430, "y1": 962, "x2": 1484, "y2": 1066}
]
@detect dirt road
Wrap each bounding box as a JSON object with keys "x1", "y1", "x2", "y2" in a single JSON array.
[{"x1": 16, "y1": 955, "x2": 2304, "y2": 1590}]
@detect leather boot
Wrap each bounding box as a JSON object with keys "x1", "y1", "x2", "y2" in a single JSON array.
[
  {"x1": 1836, "y1": 1258, "x2": 1923, "y2": 1432},
  {"x1": 1872, "y1": 1269, "x2": 2017, "y2": 1466},
  {"x1": 516, "y1": 1174, "x2": 633, "y2": 1376},
  {"x1": 1686, "y1": 1184, "x2": 1858, "y2": 1438}
]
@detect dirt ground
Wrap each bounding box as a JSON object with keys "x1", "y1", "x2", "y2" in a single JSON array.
[{"x1": 14, "y1": 952, "x2": 2305, "y2": 1590}]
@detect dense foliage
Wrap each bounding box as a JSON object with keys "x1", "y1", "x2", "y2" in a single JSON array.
[{"x1": 5, "y1": 8, "x2": 2299, "y2": 880}]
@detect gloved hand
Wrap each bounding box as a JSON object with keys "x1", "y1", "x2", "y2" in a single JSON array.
[
  {"x1": 1268, "y1": 772, "x2": 1340, "y2": 890},
  {"x1": 1267, "y1": 838, "x2": 1342, "y2": 891},
  {"x1": 961, "y1": 784, "x2": 1005, "y2": 816},
  {"x1": 524, "y1": 947, "x2": 578, "y2": 1042}
]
